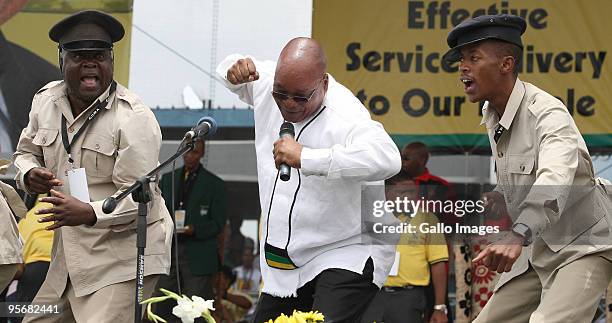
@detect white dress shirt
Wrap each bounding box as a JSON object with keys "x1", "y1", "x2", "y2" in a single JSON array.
[{"x1": 217, "y1": 54, "x2": 401, "y2": 297}]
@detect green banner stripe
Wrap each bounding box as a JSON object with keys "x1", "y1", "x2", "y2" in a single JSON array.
[
  {"x1": 583, "y1": 134, "x2": 612, "y2": 147},
  {"x1": 391, "y1": 134, "x2": 612, "y2": 150},
  {"x1": 265, "y1": 252, "x2": 293, "y2": 265},
  {"x1": 391, "y1": 134, "x2": 488, "y2": 150}
]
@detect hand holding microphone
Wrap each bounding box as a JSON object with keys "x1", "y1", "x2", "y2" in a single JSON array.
[{"x1": 274, "y1": 122, "x2": 301, "y2": 181}]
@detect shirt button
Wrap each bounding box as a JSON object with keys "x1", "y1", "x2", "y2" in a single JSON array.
[
  {"x1": 498, "y1": 151, "x2": 504, "y2": 158},
  {"x1": 95, "y1": 143, "x2": 100, "y2": 149},
  {"x1": 41, "y1": 137, "x2": 46, "y2": 144},
  {"x1": 68, "y1": 127, "x2": 74, "y2": 133},
  {"x1": 520, "y1": 165, "x2": 525, "y2": 171}
]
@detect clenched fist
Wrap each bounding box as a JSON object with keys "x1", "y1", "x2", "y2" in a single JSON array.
[{"x1": 226, "y1": 57, "x2": 259, "y2": 85}]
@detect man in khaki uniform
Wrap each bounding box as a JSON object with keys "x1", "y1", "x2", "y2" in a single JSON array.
[
  {"x1": 13, "y1": 10, "x2": 172, "y2": 323},
  {"x1": 0, "y1": 165, "x2": 27, "y2": 292},
  {"x1": 443, "y1": 14, "x2": 612, "y2": 323}
]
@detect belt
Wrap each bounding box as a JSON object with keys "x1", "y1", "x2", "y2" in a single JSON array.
[{"x1": 382, "y1": 285, "x2": 423, "y2": 292}]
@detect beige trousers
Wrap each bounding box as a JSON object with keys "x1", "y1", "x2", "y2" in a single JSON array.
[
  {"x1": 0, "y1": 264, "x2": 18, "y2": 292},
  {"x1": 474, "y1": 253, "x2": 612, "y2": 323},
  {"x1": 23, "y1": 275, "x2": 159, "y2": 323}
]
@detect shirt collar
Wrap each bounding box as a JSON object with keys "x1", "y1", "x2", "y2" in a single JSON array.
[
  {"x1": 498, "y1": 78, "x2": 525, "y2": 130},
  {"x1": 415, "y1": 168, "x2": 431, "y2": 180},
  {"x1": 61, "y1": 81, "x2": 116, "y2": 110},
  {"x1": 480, "y1": 78, "x2": 525, "y2": 130}
]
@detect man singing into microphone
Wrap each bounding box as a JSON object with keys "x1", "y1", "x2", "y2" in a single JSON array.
[
  {"x1": 216, "y1": 37, "x2": 401, "y2": 322},
  {"x1": 13, "y1": 10, "x2": 172, "y2": 322}
]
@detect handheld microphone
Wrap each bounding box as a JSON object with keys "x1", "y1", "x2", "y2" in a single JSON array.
[
  {"x1": 279, "y1": 122, "x2": 295, "y2": 181},
  {"x1": 183, "y1": 116, "x2": 218, "y2": 141}
]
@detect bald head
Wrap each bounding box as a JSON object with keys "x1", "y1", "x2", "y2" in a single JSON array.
[
  {"x1": 277, "y1": 37, "x2": 327, "y2": 76},
  {"x1": 403, "y1": 142, "x2": 429, "y2": 162},
  {"x1": 273, "y1": 37, "x2": 329, "y2": 122},
  {"x1": 401, "y1": 142, "x2": 429, "y2": 178}
]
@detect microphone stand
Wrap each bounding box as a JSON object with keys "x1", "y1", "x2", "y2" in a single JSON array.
[{"x1": 101, "y1": 139, "x2": 197, "y2": 323}]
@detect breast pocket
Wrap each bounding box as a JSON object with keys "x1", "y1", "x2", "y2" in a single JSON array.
[
  {"x1": 32, "y1": 128, "x2": 59, "y2": 172},
  {"x1": 507, "y1": 154, "x2": 536, "y2": 200},
  {"x1": 508, "y1": 155, "x2": 535, "y2": 175},
  {"x1": 81, "y1": 133, "x2": 116, "y2": 179}
]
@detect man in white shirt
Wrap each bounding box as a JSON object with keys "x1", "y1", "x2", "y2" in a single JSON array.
[
  {"x1": 216, "y1": 37, "x2": 401, "y2": 322},
  {"x1": 231, "y1": 247, "x2": 261, "y2": 297}
]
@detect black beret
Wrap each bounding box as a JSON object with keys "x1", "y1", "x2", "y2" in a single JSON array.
[
  {"x1": 49, "y1": 10, "x2": 124, "y2": 51},
  {"x1": 443, "y1": 14, "x2": 526, "y2": 63}
]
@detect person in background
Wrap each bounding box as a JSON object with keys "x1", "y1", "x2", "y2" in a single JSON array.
[
  {"x1": 213, "y1": 265, "x2": 253, "y2": 323},
  {"x1": 363, "y1": 177, "x2": 449, "y2": 323},
  {"x1": 224, "y1": 216, "x2": 246, "y2": 268},
  {"x1": 12, "y1": 198, "x2": 54, "y2": 323},
  {"x1": 401, "y1": 142, "x2": 456, "y2": 224},
  {"x1": 0, "y1": 179, "x2": 27, "y2": 302},
  {"x1": 231, "y1": 246, "x2": 261, "y2": 297},
  {"x1": 400, "y1": 142, "x2": 456, "y2": 322},
  {"x1": 0, "y1": 0, "x2": 61, "y2": 152},
  {"x1": 0, "y1": 168, "x2": 27, "y2": 323},
  {"x1": 154, "y1": 139, "x2": 227, "y2": 322}
]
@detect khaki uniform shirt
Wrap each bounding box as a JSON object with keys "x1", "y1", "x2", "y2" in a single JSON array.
[
  {"x1": 481, "y1": 78, "x2": 612, "y2": 290},
  {"x1": 13, "y1": 81, "x2": 172, "y2": 297},
  {"x1": 0, "y1": 180, "x2": 26, "y2": 265}
]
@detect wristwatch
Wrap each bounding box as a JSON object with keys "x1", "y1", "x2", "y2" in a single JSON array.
[
  {"x1": 433, "y1": 304, "x2": 448, "y2": 315},
  {"x1": 512, "y1": 223, "x2": 533, "y2": 246}
]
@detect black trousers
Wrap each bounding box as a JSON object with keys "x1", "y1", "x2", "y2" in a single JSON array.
[
  {"x1": 16, "y1": 262, "x2": 50, "y2": 304},
  {"x1": 251, "y1": 258, "x2": 378, "y2": 323},
  {"x1": 361, "y1": 287, "x2": 426, "y2": 323}
]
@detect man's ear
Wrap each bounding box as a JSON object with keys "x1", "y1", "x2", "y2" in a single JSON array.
[
  {"x1": 500, "y1": 56, "x2": 515, "y2": 75},
  {"x1": 323, "y1": 73, "x2": 329, "y2": 91}
]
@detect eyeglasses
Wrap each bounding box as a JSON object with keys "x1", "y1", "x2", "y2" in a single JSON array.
[{"x1": 271, "y1": 76, "x2": 325, "y2": 104}]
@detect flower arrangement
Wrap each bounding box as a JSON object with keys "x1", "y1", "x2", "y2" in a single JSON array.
[
  {"x1": 141, "y1": 288, "x2": 216, "y2": 323},
  {"x1": 265, "y1": 310, "x2": 325, "y2": 323}
]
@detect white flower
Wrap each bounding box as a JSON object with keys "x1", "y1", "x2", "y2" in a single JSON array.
[
  {"x1": 172, "y1": 296, "x2": 200, "y2": 323},
  {"x1": 192, "y1": 296, "x2": 215, "y2": 314}
]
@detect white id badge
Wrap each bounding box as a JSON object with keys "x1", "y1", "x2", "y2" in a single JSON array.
[
  {"x1": 389, "y1": 251, "x2": 400, "y2": 276},
  {"x1": 67, "y1": 168, "x2": 90, "y2": 202},
  {"x1": 175, "y1": 210, "x2": 186, "y2": 231}
]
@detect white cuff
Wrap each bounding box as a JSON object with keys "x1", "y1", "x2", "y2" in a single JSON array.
[{"x1": 300, "y1": 147, "x2": 331, "y2": 176}]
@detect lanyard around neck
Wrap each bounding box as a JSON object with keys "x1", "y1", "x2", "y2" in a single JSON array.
[{"x1": 61, "y1": 81, "x2": 117, "y2": 164}]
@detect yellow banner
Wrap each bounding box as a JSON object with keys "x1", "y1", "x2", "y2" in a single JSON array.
[{"x1": 313, "y1": 0, "x2": 612, "y2": 152}]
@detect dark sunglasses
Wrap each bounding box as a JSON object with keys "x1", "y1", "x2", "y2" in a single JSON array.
[{"x1": 271, "y1": 76, "x2": 325, "y2": 104}]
